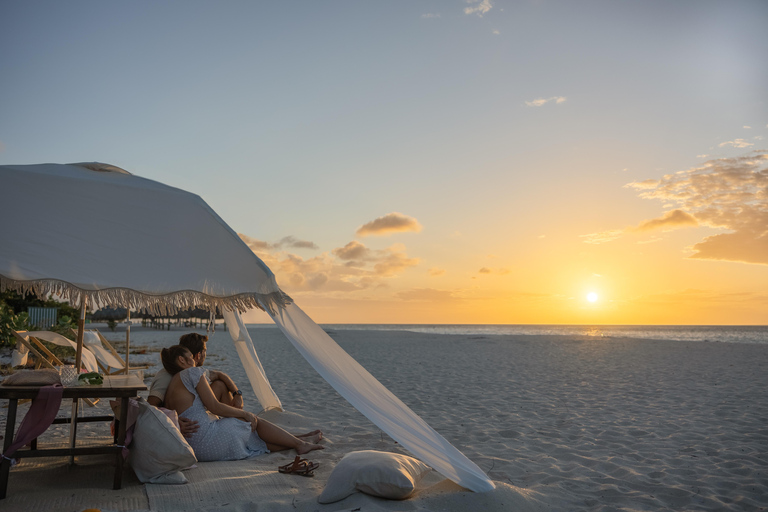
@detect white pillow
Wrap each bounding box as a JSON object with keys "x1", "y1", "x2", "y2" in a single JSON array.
[
  {"x1": 318, "y1": 450, "x2": 431, "y2": 503},
  {"x1": 128, "y1": 400, "x2": 197, "y2": 484}
]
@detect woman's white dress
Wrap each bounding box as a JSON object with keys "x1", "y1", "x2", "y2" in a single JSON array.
[{"x1": 178, "y1": 366, "x2": 269, "y2": 461}]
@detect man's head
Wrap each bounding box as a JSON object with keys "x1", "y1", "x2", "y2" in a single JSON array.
[{"x1": 179, "y1": 332, "x2": 208, "y2": 367}]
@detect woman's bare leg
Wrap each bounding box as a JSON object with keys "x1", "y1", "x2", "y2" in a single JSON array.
[{"x1": 255, "y1": 419, "x2": 324, "y2": 454}]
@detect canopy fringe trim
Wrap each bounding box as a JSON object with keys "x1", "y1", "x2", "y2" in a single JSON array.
[{"x1": 0, "y1": 275, "x2": 293, "y2": 316}]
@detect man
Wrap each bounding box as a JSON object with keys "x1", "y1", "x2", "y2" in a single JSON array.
[{"x1": 148, "y1": 332, "x2": 244, "y2": 436}]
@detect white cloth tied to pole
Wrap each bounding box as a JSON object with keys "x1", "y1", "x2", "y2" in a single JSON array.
[
  {"x1": 82, "y1": 330, "x2": 124, "y2": 370},
  {"x1": 223, "y1": 308, "x2": 282, "y2": 413},
  {"x1": 268, "y1": 303, "x2": 495, "y2": 493}
]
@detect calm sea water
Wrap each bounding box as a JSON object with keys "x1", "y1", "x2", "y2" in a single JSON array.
[{"x1": 299, "y1": 324, "x2": 768, "y2": 345}]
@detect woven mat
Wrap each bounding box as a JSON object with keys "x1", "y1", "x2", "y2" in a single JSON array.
[
  {"x1": 146, "y1": 454, "x2": 327, "y2": 512},
  {"x1": 2, "y1": 453, "x2": 149, "y2": 512}
]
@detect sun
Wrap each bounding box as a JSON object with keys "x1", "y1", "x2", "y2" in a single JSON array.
[{"x1": 586, "y1": 292, "x2": 599, "y2": 303}]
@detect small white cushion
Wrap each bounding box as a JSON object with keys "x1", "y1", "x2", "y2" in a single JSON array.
[
  {"x1": 129, "y1": 400, "x2": 197, "y2": 484},
  {"x1": 318, "y1": 450, "x2": 431, "y2": 503}
]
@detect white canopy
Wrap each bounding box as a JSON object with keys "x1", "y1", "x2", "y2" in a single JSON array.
[
  {"x1": 0, "y1": 162, "x2": 494, "y2": 492},
  {"x1": 0, "y1": 162, "x2": 289, "y2": 315}
]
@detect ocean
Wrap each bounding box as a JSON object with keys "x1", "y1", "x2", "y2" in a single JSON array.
[{"x1": 247, "y1": 323, "x2": 768, "y2": 345}]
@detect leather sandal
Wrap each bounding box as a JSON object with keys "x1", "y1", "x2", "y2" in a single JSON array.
[{"x1": 278, "y1": 455, "x2": 320, "y2": 477}]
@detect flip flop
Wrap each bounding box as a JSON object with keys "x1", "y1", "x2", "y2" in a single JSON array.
[{"x1": 278, "y1": 455, "x2": 320, "y2": 477}]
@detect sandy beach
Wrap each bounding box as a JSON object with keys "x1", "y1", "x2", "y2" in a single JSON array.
[{"x1": 1, "y1": 325, "x2": 767, "y2": 511}]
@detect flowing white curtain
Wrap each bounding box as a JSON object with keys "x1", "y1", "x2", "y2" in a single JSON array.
[
  {"x1": 268, "y1": 303, "x2": 495, "y2": 493},
  {"x1": 223, "y1": 308, "x2": 282, "y2": 412}
]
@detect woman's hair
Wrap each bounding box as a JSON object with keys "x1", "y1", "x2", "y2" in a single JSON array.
[
  {"x1": 161, "y1": 345, "x2": 192, "y2": 375},
  {"x1": 179, "y1": 332, "x2": 208, "y2": 357}
]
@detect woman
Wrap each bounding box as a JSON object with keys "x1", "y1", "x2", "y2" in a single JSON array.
[{"x1": 161, "y1": 345, "x2": 324, "y2": 462}]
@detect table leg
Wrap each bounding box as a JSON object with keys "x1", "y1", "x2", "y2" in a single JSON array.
[
  {"x1": 68, "y1": 398, "x2": 79, "y2": 465},
  {"x1": 113, "y1": 396, "x2": 131, "y2": 490},
  {"x1": 0, "y1": 399, "x2": 19, "y2": 499}
]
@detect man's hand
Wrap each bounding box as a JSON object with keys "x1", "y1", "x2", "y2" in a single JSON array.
[
  {"x1": 178, "y1": 417, "x2": 200, "y2": 438},
  {"x1": 232, "y1": 393, "x2": 244, "y2": 409}
]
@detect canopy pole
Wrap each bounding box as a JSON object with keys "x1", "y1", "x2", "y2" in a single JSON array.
[
  {"x1": 74, "y1": 297, "x2": 86, "y2": 372},
  {"x1": 70, "y1": 295, "x2": 87, "y2": 464},
  {"x1": 124, "y1": 310, "x2": 131, "y2": 374}
]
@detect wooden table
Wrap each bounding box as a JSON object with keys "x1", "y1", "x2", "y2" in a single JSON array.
[{"x1": 0, "y1": 374, "x2": 147, "y2": 499}]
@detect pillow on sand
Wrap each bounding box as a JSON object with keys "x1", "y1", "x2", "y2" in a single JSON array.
[
  {"x1": 318, "y1": 450, "x2": 431, "y2": 503},
  {"x1": 129, "y1": 400, "x2": 197, "y2": 484}
]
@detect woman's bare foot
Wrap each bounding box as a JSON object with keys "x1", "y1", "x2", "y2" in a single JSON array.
[
  {"x1": 295, "y1": 430, "x2": 323, "y2": 444},
  {"x1": 296, "y1": 441, "x2": 325, "y2": 455}
]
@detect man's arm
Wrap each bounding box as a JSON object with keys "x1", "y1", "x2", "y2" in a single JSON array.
[{"x1": 207, "y1": 369, "x2": 244, "y2": 409}]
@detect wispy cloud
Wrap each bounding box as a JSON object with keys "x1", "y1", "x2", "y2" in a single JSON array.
[
  {"x1": 239, "y1": 234, "x2": 318, "y2": 251},
  {"x1": 582, "y1": 151, "x2": 768, "y2": 265},
  {"x1": 429, "y1": 268, "x2": 446, "y2": 277},
  {"x1": 719, "y1": 138, "x2": 754, "y2": 148},
  {"x1": 525, "y1": 96, "x2": 567, "y2": 107},
  {"x1": 421, "y1": 13, "x2": 440, "y2": 18},
  {"x1": 634, "y1": 209, "x2": 698, "y2": 232},
  {"x1": 477, "y1": 267, "x2": 511, "y2": 275},
  {"x1": 356, "y1": 212, "x2": 422, "y2": 237},
  {"x1": 582, "y1": 209, "x2": 697, "y2": 244},
  {"x1": 464, "y1": 0, "x2": 493, "y2": 16}
]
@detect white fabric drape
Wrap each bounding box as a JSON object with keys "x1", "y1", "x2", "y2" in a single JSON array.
[
  {"x1": 12, "y1": 331, "x2": 99, "y2": 372},
  {"x1": 223, "y1": 308, "x2": 282, "y2": 412},
  {"x1": 269, "y1": 303, "x2": 495, "y2": 493},
  {"x1": 82, "y1": 330, "x2": 124, "y2": 370}
]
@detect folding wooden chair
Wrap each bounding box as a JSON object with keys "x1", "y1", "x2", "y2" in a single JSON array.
[
  {"x1": 11, "y1": 330, "x2": 100, "y2": 406},
  {"x1": 75, "y1": 329, "x2": 149, "y2": 376}
]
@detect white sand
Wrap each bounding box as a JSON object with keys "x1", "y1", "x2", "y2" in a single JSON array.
[{"x1": 2, "y1": 325, "x2": 767, "y2": 511}]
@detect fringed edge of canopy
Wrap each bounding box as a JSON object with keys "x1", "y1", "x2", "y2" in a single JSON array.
[{"x1": 0, "y1": 275, "x2": 293, "y2": 316}]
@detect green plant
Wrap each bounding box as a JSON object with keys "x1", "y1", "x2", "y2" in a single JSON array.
[
  {"x1": 107, "y1": 319, "x2": 118, "y2": 332},
  {"x1": 50, "y1": 314, "x2": 77, "y2": 337},
  {"x1": 0, "y1": 303, "x2": 30, "y2": 347}
]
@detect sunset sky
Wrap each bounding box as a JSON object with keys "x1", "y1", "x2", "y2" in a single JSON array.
[{"x1": 1, "y1": 1, "x2": 767, "y2": 325}]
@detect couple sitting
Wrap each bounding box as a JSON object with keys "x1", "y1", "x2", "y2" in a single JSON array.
[{"x1": 148, "y1": 333, "x2": 323, "y2": 462}]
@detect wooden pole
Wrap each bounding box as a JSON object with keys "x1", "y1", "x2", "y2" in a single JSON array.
[
  {"x1": 74, "y1": 297, "x2": 86, "y2": 372},
  {"x1": 124, "y1": 309, "x2": 131, "y2": 374}
]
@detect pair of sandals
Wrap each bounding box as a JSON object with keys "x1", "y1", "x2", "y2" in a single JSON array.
[{"x1": 278, "y1": 455, "x2": 320, "y2": 477}]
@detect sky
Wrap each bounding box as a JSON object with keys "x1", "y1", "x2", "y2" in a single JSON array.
[{"x1": 1, "y1": 1, "x2": 767, "y2": 325}]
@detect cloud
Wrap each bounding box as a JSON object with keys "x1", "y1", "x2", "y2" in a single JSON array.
[
  {"x1": 333, "y1": 241, "x2": 369, "y2": 261},
  {"x1": 429, "y1": 268, "x2": 446, "y2": 277},
  {"x1": 492, "y1": 29, "x2": 500, "y2": 35},
  {"x1": 238, "y1": 234, "x2": 318, "y2": 251},
  {"x1": 275, "y1": 236, "x2": 319, "y2": 250},
  {"x1": 633, "y1": 209, "x2": 698, "y2": 232},
  {"x1": 356, "y1": 212, "x2": 422, "y2": 237},
  {"x1": 719, "y1": 139, "x2": 754, "y2": 148},
  {"x1": 584, "y1": 151, "x2": 768, "y2": 265},
  {"x1": 689, "y1": 231, "x2": 768, "y2": 265},
  {"x1": 477, "y1": 267, "x2": 510, "y2": 275},
  {"x1": 525, "y1": 96, "x2": 567, "y2": 107},
  {"x1": 421, "y1": 13, "x2": 440, "y2": 18},
  {"x1": 580, "y1": 229, "x2": 625, "y2": 245},
  {"x1": 464, "y1": 0, "x2": 492, "y2": 16}
]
